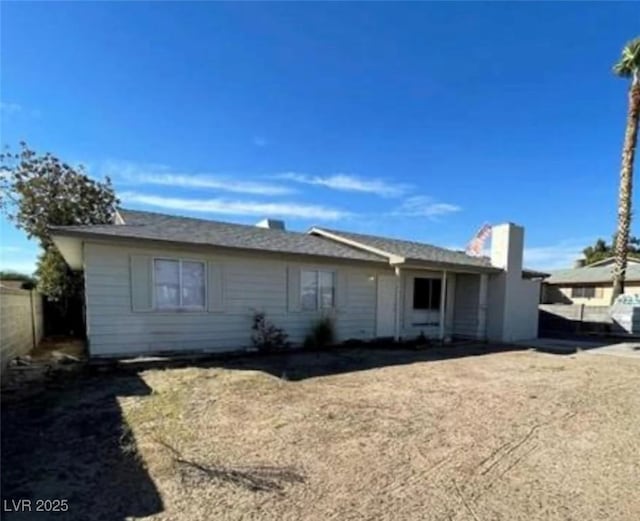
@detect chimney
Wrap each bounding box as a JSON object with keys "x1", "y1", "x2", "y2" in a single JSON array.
[
  {"x1": 486, "y1": 222, "x2": 539, "y2": 343},
  {"x1": 574, "y1": 259, "x2": 586, "y2": 268},
  {"x1": 255, "y1": 218, "x2": 285, "y2": 231},
  {"x1": 490, "y1": 222, "x2": 524, "y2": 276}
]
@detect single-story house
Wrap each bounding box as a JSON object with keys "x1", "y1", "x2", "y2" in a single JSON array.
[
  {"x1": 51, "y1": 209, "x2": 543, "y2": 357},
  {"x1": 542, "y1": 257, "x2": 640, "y2": 306}
]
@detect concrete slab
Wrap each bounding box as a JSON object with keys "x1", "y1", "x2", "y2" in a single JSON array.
[{"x1": 515, "y1": 337, "x2": 640, "y2": 359}]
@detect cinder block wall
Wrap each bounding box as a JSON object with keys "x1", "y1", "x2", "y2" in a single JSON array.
[
  {"x1": 0, "y1": 287, "x2": 43, "y2": 375},
  {"x1": 538, "y1": 304, "x2": 617, "y2": 335}
]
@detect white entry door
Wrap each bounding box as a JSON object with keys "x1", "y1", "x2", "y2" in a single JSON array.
[{"x1": 376, "y1": 275, "x2": 397, "y2": 337}]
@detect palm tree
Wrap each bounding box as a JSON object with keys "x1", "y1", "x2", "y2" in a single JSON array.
[{"x1": 611, "y1": 37, "x2": 640, "y2": 303}]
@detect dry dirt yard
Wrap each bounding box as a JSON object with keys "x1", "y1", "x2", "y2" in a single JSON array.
[{"x1": 2, "y1": 345, "x2": 639, "y2": 521}]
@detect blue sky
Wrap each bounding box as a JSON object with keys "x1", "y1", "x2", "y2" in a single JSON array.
[{"x1": 1, "y1": 2, "x2": 638, "y2": 273}]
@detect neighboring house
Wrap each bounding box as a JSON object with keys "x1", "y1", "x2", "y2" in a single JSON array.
[
  {"x1": 542, "y1": 257, "x2": 640, "y2": 306},
  {"x1": 0, "y1": 280, "x2": 27, "y2": 290},
  {"x1": 50, "y1": 209, "x2": 543, "y2": 357}
]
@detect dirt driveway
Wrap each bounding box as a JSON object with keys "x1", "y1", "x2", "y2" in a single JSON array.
[{"x1": 2, "y1": 345, "x2": 639, "y2": 520}]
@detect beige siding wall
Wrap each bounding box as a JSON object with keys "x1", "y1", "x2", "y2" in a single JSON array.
[
  {"x1": 84, "y1": 242, "x2": 392, "y2": 356},
  {"x1": 453, "y1": 274, "x2": 481, "y2": 338},
  {"x1": 84, "y1": 242, "x2": 497, "y2": 355},
  {"x1": 0, "y1": 288, "x2": 43, "y2": 372},
  {"x1": 544, "y1": 283, "x2": 640, "y2": 306}
]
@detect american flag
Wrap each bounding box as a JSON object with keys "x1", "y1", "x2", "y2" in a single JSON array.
[{"x1": 466, "y1": 223, "x2": 492, "y2": 257}]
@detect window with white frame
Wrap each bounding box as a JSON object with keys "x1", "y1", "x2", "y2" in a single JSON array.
[
  {"x1": 301, "y1": 270, "x2": 335, "y2": 311},
  {"x1": 154, "y1": 259, "x2": 206, "y2": 310}
]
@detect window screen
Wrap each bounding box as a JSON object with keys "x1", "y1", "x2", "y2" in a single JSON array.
[
  {"x1": 301, "y1": 270, "x2": 317, "y2": 311},
  {"x1": 301, "y1": 270, "x2": 335, "y2": 311},
  {"x1": 154, "y1": 259, "x2": 180, "y2": 309},
  {"x1": 154, "y1": 259, "x2": 206, "y2": 310},
  {"x1": 182, "y1": 261, "x2": 206, "y2": 308}
]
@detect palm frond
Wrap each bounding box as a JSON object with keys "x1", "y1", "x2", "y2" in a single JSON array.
[{"x1": 613, "y1": 37, "x2": 640, "y2": 78}]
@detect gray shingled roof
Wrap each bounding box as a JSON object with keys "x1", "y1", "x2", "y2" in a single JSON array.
[
  {"x1": 545, "y1": 264, "x2": 640, "y2": 284},
  {"x1": 311, "y1": 227, "x2": 494, "y2": 269},
  {"x1": 50, "y1": 209, "x2": 385, "y2": 263},
  {"x1": 51, "y1": 209, "x2": 519, "y2": 271}
]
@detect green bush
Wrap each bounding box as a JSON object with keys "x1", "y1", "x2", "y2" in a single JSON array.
[{"x1": 304, "y1": 316, "x2": 335, "y2": 349}]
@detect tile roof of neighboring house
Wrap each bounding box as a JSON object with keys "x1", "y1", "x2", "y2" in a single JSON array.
[
  {"x1": 310, "y1": 227, "x2": 495, "y2": 269},
  {"x1": 50, "y1": 209, "x2": 385, "y2": 263},
  {"x1": 545, "y1": 263, "x2": 640, "y2": 284}
]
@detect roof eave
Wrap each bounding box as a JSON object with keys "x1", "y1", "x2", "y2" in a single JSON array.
[
  {"x1": 586, "y1": 256, "x2": 640, "y2": 268},
  {"x1": 51, "y1": 234, "x2": 84, "y2": 270},
  {"x1": 309, "y1": 227, "x2": 500, "y2": 272},
  {"x1": 391, "y1": 257, "x2": 501, "y2": 273},
  {"x1": 308, "y1": 227, "x2": 396, "y2": 260},
  {"x1": 50, "y1": 230, "x2": 389, "y2": 267},
  {"x1": 523, "y1": 269, "x2": 550, "y2": 279},
  {"x1": 545, "y1": 278, "x2": 640, "y2": 285}
]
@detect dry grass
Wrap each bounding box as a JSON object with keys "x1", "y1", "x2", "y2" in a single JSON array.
[
  {"x1": 3, "y1": 347, "x2": 639, "y2": 520},
  {"x1": 127, "y1": 349, "x2": 638, "y2": 521}
]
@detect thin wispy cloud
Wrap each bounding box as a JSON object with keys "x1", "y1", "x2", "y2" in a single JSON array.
[
  {"x1": 523, "y1": 239, "x2": 593, "y2": 271},
  {"x1": 0, "y1": 246, "x2": 24, "y2": 254},
  {"x1": 393, "y1": 196, "x2": 461, "y2": 219},
  {"x1": 135, "y1": 173, "x2": 293, "y2": 196},
  {"x1": 99, "y1": 159, "x2": 169, "y2": 178},
  {"x1": 100, "y1": 160, "x2": 294, "y2": 196},
  {"x1": 121, "y1": 192, "x2": 351, "y2": 220},
  {"x1": 0, "y1": 101, "x2": 22, "y2": 114},
  {"x1": 278, "y1": 172, "x2": 408, "y2": 198}
]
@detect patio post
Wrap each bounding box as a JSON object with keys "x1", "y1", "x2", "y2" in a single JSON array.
[{"x1": 394, "y1": 266, "x2": 401, "y2": 341}]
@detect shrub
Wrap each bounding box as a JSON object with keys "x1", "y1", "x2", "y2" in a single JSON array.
[
  {"x1": 342, "y1": 338, "x2": 366, "y2": 347},
  {"x1": 414, "y1": 331, "x2": 431, "y2": 349},
  {"x1": 304, "y1": 316, "x2": 335, "y2": 349},
  {"x1": 369, "y1": 336, "x2": 396, "y2": 347},
  {"x1": 251, "y1": 312, "x2": 289, "y2": 352}
]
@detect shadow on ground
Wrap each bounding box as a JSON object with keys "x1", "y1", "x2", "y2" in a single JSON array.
[
  {"x1": 1, "y1": 372, "x2": 163, "y2": 521},
  {"x1": 104, "y1": 333, "x2": 640, "y2": 383},
  {"x1": 517, "y1": 335, "x2": 637, "y2": 355},
  {"x1": 109, "y1": 342, "x2": 534, "y2": 382}
]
